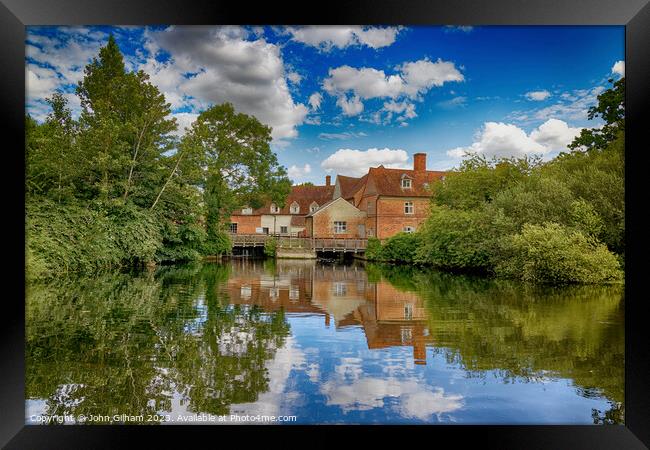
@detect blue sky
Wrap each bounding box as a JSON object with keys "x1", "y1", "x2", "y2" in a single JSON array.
[{"x1": 25, "y1": 25, "x2": 624, "y2": 183}]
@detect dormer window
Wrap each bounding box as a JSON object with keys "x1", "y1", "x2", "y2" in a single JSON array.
[
  {"x1": 310, "y1": 202, "x2": 319, "y2": 213},
  {"x1": 290, "y1": 201, "x2": 300, "y2": 214},
  {"x1": 242, "y1": 207, "x2": 252, "y2": 215},
  {"x1": 401, "y1": 176, "x2": 412, "y2": 189},
  {"x1": 270, "y1": 203, "x2": 279, "y2": 214}
]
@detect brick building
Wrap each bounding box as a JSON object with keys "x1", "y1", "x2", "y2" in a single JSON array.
[
  {"x1": 228, "y1": 176, "x2": 335, "y2": 236},
  {"x1": 304, "y1": 197, "x2": 367, "y2": 239},
  {"x1": 332, "y1": 152, "x2": 446, "y2": 239},
  {"x1": 228, "y1": 153, "x2": 446, "y2": 241}
]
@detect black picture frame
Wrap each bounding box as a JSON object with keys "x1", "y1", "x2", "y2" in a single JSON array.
[{"x1": 2, "y1": 0, "x2": 649, "y2": 447}]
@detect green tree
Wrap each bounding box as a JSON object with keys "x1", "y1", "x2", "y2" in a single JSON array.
[
  {"x1": 180, "y1": 103, "x2": 291, "y2": 246},
  {"x1": 76, "y1": 35, "x2": 177, "y2": 205},
  {"x1": 568, "y1": 77, "x2": 624, "y2": 152},
  {"x1": 25, "y1": 94, "x2": 79, "y2": 202},
  {"x1": 432, "y1": 154, "x2": 542, "y2": 210}
]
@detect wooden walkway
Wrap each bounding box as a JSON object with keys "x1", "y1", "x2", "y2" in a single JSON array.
[{"x1": 230, "y1": 234, "x2": 367, "y2": 253}]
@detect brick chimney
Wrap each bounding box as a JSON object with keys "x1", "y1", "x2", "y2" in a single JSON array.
[
  {"x1": 325, "y1": 175, "x2": 331, "y2": 186},
  {"x1": 413, "y1": 153, "x2": 427, "y2": 172}
]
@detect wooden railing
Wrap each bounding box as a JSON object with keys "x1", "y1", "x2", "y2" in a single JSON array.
[
  {"x1": 229, "y1": 234, "x2": 268, "y2": 247},
  {"x1": 312, "y1": 238, "x2": 367, "y2": 251},
  {"x1": 229, "y1": 234, "x2": 367, "y2": 252}
]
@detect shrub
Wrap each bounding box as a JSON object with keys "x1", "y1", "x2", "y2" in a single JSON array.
[
  {"x1": 156, "y1": 220, "x2": 207, "y2": 263},
  {"x1": 380, "y1": 232, "x2": 422, "y2": 263},
  {"x1": 365, "y1": 237, "x2": 383, "y2": 261},
  {"x1": 26, "y1": 199, "x2": 162, "y2": 279},
  {"x1": 263, "y1": 237, "x2": 277, "y2": 257},
  {"x1": 494, "y1": 222, "x2": 622, "y2": 284},
  {"x1": 203, "y1": 230, "x2": 232, "y2": 256},
  {"x1": 415, "y1": 206, "x2": 494, "y2": 272}
]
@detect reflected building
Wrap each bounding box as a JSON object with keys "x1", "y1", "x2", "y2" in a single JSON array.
[
  {"x1": 223, "y1": 259, "x2": 433, "y2": 365},
  {"x1": 353, "y1": 281, "x2": 432, "y2": 365}
]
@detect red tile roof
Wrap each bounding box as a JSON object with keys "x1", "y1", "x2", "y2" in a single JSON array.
[
  {"x1": 337, "y1": 174, "x2": 367, "y2": 199},
  {"x1": 232, "y1": 184, "x2": 334, "y2": 216},
  {"x1": 363, "y1": 166, "x2": 446, "y2": 197}
]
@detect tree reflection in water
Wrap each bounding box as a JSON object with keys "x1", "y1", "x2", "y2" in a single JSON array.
[
  {"x1": 26, "y1": 260, "x2": 624, "y2": 424},
  {"x1": 26, "y1": 263, "x2": 290, "y2": 423}
]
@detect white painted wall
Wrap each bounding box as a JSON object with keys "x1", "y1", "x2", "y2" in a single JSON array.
[{"x1": 261, "y1": 215, "x2": 292, "y2": 234}]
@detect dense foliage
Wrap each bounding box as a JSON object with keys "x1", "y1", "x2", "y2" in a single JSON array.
[
  {"x1": 368, "y1": 78, "x2": 625, "y2": 284},
  {"x1": 263, "y1": 238, "x2": 277, "y2": 257},
  {"x1": 26, "y1": 36, "x2": 290, "y2": 280},
  {"x1": 494, "y1": 223, "x2": 622, "y2": 284}
]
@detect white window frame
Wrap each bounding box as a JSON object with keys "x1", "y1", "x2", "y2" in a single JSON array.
[
  {"x1": 401, "y1": 177, "x2": 412, "y2": 188},
  {"x1": 310, "y1": 202, "x2": 319, "y2": 213},
  {"x1": 404, "y1": 303, "x2": 413, "y2": 320},
  {"x1": 404, "y1": 201, "x2": 414, "y2": 214},
  {"x1": 270, "y1": 203, "x2": 279, "y2": 214},
  {"x1": 400, "y1": 327, "x2": 413, "y2": 344},
  {"x1": 403, "y1": 226, "x2": 415, "y2": 233},
  {"x1": 229, "y1": 223, "x2": 238, "y2": 233},
  {"x1": 280, "y1": 226, "x2": 288, "y2": 234},
  {"x1": 290, "y1": 202, "x2": 300, "y2": 214},
  {"x1": 242, "y1": 207, "x2": 252, "y2": 215},
  {"x1": 334, "y1": 221, "x2": 347, "y2": 233}
]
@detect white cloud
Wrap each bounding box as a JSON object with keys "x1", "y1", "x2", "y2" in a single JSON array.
[
  {"x1": 446, "y1": 119, "x2": 582, "y2": 160},
  {"x1": 142, "y1": 26, "x2": 309, "y2": 142},
  {"x1": 287, "y1": 163, "x2": 312, "y2": 180},
  {"x1": 321, "y1": 148, "x2": 410, "y2": 177},
  {"x1": 509, "y1": 85, "x2": 606, "y2": 124},
  {"x1": 323, "y1": 58, "x2": 463, "y2": 120},
  {"x1": 336, "y1": 95, "x2": 364, "y2": 116},
  {"x1": 612, "y1": 60, "x2": 625, "y2": 77},
  {"x1": 368, "y1": 100, "x2": 418, "y2": 124},
  {"x1": 444, "y1": 25, "x2": 474, "y2": 33},
  {"x1": 25, "y1": 28, "x2": 110, "y2": 119},
  {"x1": 308, "y1": 92, "x2": 322, "y2": 111},
  {"x1": 324, "y1": 66, "x2": 404, "y2": 100},
  {"x1": 320, "y1": 377, "x2": 463, "y2": 419},
  {"x1": 170, "y1": 112, "x2": 199, "y2": 137},
  {"x1": 398, "y1": 58, "x2": 465, "y2": 96},
  {"x1": 437, "y1": 96, "x2": 467, "y2": 109},
  {"x1": 287, "y1": 71, "x2": 302, "y2": 84},
  {"x1": 318, "y1": 131, "x2": 367, "y2": 140},
  {"x1": 529, "y1": 118, "x2": 582, "y2": 150},
  {"x1": 284, "y1": 26, "x2": 402, "y2": 51},
  {"x1": 525, "y1": 90, "x2": 551, "y2": 101},
  {"x1": 355, "y1": 27, "x2": 403, "y2": 49},
  {"x1": 24, "y1": 26, "x2": 312, "y2": 143},
  {"x1": 25, "y1": 64, "x2": 60, "y2": 100},
  {"x1": 226, "y1": 337, "x2": 308, "y2": 418},
  {"x1": 383, "y1": 100, "x2": 417, "y2": 119},
  {"x1": 26, "y1": 28, "x2": 107, "y2": 88}
]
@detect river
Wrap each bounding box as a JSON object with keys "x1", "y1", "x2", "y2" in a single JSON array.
[{"x1": 25, "y1": 258, "x2": 624, "y2": 424}]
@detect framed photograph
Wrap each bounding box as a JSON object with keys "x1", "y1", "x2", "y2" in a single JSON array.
[{"x1": 3, "y1": 0, "x2": 649, "y2": 447}]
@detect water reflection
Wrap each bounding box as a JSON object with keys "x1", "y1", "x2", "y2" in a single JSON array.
[{"x1": 26, "y1": 259, "x2": 624, "y2": 424}]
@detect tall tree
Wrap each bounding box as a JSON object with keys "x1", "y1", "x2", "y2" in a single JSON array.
[
  {"x1": 177, "y1": 103, "x2": 291, "y2": 241},
  {"x1": 25, "y1": 93, "x2": 78, "y2": 202},
  {"x1": 76, "y1": 35, "x2": 177, "y2": 204}
]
